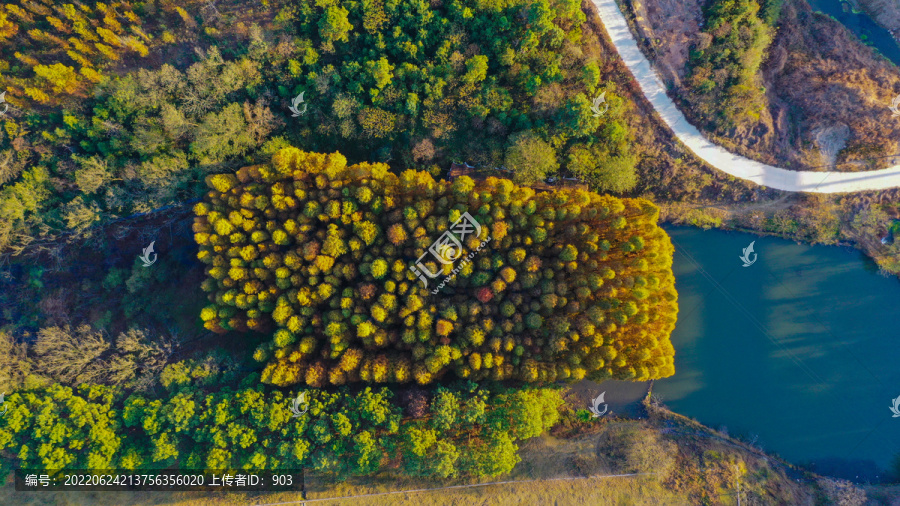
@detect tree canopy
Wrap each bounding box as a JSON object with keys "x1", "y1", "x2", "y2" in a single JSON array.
[
  {"x1": 686, "y1": 0, "x2": 777, "y2": 131},
  {"x1": 195, "y1": 148, "x2": 678, "y2": 388},
  {"x1": 0, "y1": 0, "x2": 640, "y2": 255},
  {"x1": 0, "y1": 376, "x2": 562, "y2": 478}
]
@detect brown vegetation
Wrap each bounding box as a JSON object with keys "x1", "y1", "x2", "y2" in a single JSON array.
[
  {"x1": 627, "y1": 0, "x2": 900, "y2": 171},
  {"x1": 604, "y1": 0, "x2": 900, "y2": 277},
  {"x1": 764, "y1": 1, "x2": 900, "y2": 170}
]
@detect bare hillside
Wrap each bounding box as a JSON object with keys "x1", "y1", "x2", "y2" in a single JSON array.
[{"x1": 627, "y1": 0, "x2": 900, "y2": 171}]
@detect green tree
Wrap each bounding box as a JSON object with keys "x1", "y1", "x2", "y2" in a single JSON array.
[
  {"x1": 686, "y1": 0, "x2": 774, "y2": 131},
  {"x1": 567, "y1": 145, "x2": 637, "y2": 193},
  {"x1": 463, "y1": 55, "x2": 489, "y2": 84},
  {"x1": 505, "y1": 131, "x2": 559, "y2": 184},
  {"x1": 319, "y1": 6, "x2": 353, "y2": 49},
  {"x1": 190, "y1": 103, "x2": 255, "y2": 164},
  {"x1": 366, "y1": 57, "x2": 394, "y2": 90},
  {"x1": 73, "y1": 156, "x2": 112, "y2": 194},
  {"x1": 463, "y1": 431, "x2": 520, "y2": 477},
  {"x1": 430, "y1": 389, "x2": 460, "y2": 431}
]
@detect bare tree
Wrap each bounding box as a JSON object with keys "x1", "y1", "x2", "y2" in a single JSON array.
[
  {"x1": 0, "y1": 332, "x2": 32, "y2": 391},
  {"x1": 816, "y1": 477, "x2": 866, "y2": 506},
  {"x1": 113, "y1": 328, "x2": 173, "y2": 380},
  {"x1": 30, "y1": 325, "x2": 174, "y2": 388},
  {"x1": 33, "y1": 325, "x2": 111, "y2": 384}
]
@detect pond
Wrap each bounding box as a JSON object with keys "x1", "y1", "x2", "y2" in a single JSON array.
[
  {"x1": 599, "y1": 225, "x2": 900, "y2": 483},
  {"x1": 808, "y1": 0, "x2": 900, "y2": 66}
]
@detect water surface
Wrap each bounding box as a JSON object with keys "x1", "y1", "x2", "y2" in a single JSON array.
[
  {"x1": 607, "y1": 226, "x2": 900, "y2": 482},
  {"x1": 808, "y1": 0, "x2": 900, "y2": 66}
]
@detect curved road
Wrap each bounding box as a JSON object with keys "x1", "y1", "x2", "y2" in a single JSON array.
[{"x1": 593, "y1": 0, "x2": 900, "y2": 193}]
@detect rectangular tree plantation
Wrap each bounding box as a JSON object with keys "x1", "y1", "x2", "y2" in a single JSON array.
[{"x1": 193, "y1": 148, "x2": 678, "y2": 387}]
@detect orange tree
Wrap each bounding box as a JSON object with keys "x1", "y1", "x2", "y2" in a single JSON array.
[
  {"x1": 0, "y1": 0, "x2": 152, "y2": 106},
  {"x1": 193, "y1": 148, "x2": 678, "y2": 387}
]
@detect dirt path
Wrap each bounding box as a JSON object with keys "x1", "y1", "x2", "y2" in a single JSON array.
[
  {"x1": 592, "y1": 0, "x2": 900, "y2": 193},
  {"x1": 251, "y1": 473, "x2": 655, "y2": 506}
]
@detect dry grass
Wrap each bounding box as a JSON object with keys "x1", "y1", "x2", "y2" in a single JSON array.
[
  {"x1": 295, "y1": 476, "x2": 687, "y2": 506},
  {"x1": 0, "y1": 433, "x2": 685, "y2": 506},
  {"x1": 0, "y1": 470, "x2": 682, "y2": 506},
  {"x1": 3, "y1": 407, "x2": 898, "y2": 506}
]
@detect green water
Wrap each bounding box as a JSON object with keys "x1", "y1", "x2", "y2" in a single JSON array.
[{"x1": 652, "y1": 226, "x2": 900, "y2": 482}]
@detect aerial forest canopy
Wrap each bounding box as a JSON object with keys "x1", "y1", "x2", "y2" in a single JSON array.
[
  {"x1": 685, "y1": 0, "x2": 778, "y2": 132},
  {"x1": 0, "y1": 379, "x2": 564, "y2": 475},
  {"x1": 0, "y1": 0, "x2": 635, "y2": 254},
  {"x1": 194, "y1": 149, "x2": 678, "y2": 388},
  {"x1": 286, "y1": 0, "x2": 633, "y2": 178}
]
